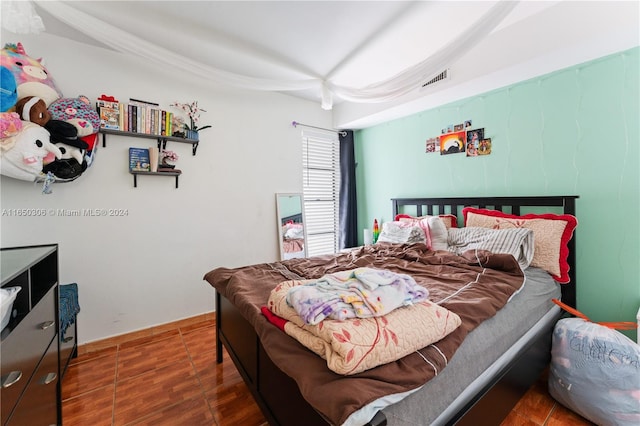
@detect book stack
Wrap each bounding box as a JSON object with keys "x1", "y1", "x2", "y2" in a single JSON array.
[
  {"x1": 97, "y1": 98, "x2": 176, "y2": 136},
  {"x1": 129, "y1": 147, "x2": 179, "y2": 174}
]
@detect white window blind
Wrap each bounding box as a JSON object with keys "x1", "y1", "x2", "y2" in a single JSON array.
[{"x1": 302, "y1": 130, "x2": 340, "y2": 256}]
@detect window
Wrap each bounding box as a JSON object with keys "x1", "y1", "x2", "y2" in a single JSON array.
[{"x1": 302, "y1": 130, "x2": 340, "y2": 256}]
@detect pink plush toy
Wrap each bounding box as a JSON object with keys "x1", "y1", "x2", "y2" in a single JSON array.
[
  {"x1": 0, "y1": 112, "x2": 22, "y2": 139},
  {"x1": 0, "y1": 43, "x2": 62, "y2": 107},
  {"x1": 0, "y1": 121, "x2": 62, "y2": 181}
]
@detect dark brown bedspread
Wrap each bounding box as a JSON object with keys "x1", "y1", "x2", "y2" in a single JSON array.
[{"x1": 203, "y1": 243, "x2": 525, "y2": 425}]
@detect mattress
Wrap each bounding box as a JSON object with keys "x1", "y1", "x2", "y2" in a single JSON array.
[{"x1": 347, "y1": 267, "x2": 561, "y2": 426}]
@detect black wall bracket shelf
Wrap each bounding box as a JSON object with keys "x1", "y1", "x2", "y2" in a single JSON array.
[
  {"x1": 99, "y1": 129, "x2": 199, "y2": 155},
  {"x1": 130, "y1": 170, "x2": 182, "y2": 188}
]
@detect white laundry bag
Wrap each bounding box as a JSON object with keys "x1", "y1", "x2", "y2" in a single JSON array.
[{"x1": 549, "y1": 300, "x2": 640, "y2": 426}]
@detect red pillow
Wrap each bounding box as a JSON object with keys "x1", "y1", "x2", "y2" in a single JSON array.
[{"x1": 463, "y1": 207, "x2": 577, "y2": 283}]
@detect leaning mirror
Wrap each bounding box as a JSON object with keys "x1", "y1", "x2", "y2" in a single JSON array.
[{"x1": 276, "y1": 193, "x2": 307, "y2": 260}]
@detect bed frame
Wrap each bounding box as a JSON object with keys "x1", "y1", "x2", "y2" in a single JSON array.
[{"x1": 215, "y1": 195, "x2": 578, "y2": 426}]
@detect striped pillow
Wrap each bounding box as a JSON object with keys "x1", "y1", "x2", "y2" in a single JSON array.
[{"x1": 446, "y1": 227, "x2": 534, "y2": 270}]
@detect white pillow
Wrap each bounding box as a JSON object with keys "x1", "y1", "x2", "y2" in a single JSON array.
[
  {"x1": 283, "y1": 223, "x2": 304, "y2": 239},
  {"x1": 377, "y1": 222, "x2": 426, "y2": 244},
  {"x1": 427, "y1": 216, "x2": 449, "y2": 251}
]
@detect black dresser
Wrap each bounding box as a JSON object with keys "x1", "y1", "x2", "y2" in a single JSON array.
[{"x1": 1, "y1": 244, "x2": 60, "y2": 426}]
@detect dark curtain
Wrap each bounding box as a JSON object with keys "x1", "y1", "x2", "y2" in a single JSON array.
[{"x1": 339, "y1": 130, "x2": 358, "y2": 249}]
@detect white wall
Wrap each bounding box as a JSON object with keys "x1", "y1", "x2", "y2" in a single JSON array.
[{"x1": 0, "y1": 32, "x2": 332, "y2": 344}]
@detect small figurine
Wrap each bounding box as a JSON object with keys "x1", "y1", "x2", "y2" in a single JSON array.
[{"x1": 373, "y1": 219, "x2": 380, "y2": 243}]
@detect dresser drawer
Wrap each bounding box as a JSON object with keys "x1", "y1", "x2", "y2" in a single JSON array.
[
  {"x1": 1, "y1": 285, "x2": 57, "y2": 421},
  {"x1": 5, "y1": 337, "x2": 59, "y2": 426}
]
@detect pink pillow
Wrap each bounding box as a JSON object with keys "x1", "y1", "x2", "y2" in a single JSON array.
[{"x1": 462, "y1": 208, "x2": 577, "y2": 283}]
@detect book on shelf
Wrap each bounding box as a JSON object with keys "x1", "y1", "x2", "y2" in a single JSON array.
[
  {"x1": 132, "y1": 105, "x2": 138, "y2": 133},
  {"x1": 148, "y1": 146, "x2": 158, "y2": 172},
  {"x1": 95, "y1": 98, "x2": 179, "y2": 136},
  {"x1": 129, "y1": 147, "x2": 151, "y2": 172},
  {"x1": 118, "y1": 103, "x2": 125, "y2": 131},
  {"x1": 99, "y1": 106, "x2": 120, "y2": 130},
  {"x1": 96, "y1": 100, "x2": 119, "y2": 109}
]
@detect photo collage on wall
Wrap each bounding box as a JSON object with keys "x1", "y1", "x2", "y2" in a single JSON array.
[{"x1": 425, "y1": 119, "x2": 491, "y2": 157}]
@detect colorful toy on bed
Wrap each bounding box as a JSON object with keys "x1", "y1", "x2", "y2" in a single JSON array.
[
  {"x1": 0, "y1": 121, "x2": 62, "y2": 181},
  {"x1": 1, "y1": 43, "x2": 62, "y2": 107},
  {"x1": 48, "y1": 95, "x2": 100, "y2": 137},
  {"x1": 0, "y1": 66, "x2": 18, "y2": 112}
]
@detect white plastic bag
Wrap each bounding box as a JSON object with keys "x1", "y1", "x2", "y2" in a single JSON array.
[{"x1": 549, "y1": 317, "x2": 640, "y2": 426}]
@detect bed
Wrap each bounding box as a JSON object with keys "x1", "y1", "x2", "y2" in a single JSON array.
[{"x1": 204, "y1": 195, "x2": 578, "y2": 426}]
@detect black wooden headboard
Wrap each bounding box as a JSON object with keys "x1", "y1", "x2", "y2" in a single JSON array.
[{"x1": 391, "y1": 195, "x2": 579, "y2": 308}]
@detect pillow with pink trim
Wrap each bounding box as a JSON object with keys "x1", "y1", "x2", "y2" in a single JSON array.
[
  {"x1": 462, "y1": 207, "x2": 577, "y2": 283},
  {"x1": 395, "y1": 214, "x2": 456, "y2": 250},
  {"x1": 395, "y1": 213, "x2": 458, "y2": 228}
]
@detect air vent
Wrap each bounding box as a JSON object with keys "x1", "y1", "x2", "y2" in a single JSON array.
[{"x1": 422, "y1": 69, "x2": 449, "y2": 88}]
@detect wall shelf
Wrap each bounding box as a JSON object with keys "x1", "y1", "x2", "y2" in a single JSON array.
[
  {"x1": 130, "y1": 170, "x2": 182, "y2": 188},
  {"x1": 99, "y1": 129, "x2": 199, "y2": 155}
]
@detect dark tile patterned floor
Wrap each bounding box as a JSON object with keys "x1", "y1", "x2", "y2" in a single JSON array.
[{"x1": 61, "y1": 318, "x2": 594, "y2": 426}]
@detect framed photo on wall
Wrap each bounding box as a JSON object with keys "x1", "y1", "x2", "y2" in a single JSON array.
[
  {"x1": 478, "y1": 138, "x2": 492, "y2": 155},
  {"x1": 440, "y1": 131, "x2": 466, "y2": 155}
]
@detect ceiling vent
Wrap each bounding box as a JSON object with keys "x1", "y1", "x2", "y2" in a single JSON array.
[{"x1": 421, "y1": 69, "x2": 450, "y2": 89}]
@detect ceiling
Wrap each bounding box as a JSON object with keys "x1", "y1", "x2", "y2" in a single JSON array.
[{"x1": 7, "y1": 1, "x2": 640, "y2": 128}]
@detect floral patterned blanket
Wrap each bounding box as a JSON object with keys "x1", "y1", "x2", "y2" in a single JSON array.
[{"x1": 267, "y1": 279, "x2": 461, "y2": 375}]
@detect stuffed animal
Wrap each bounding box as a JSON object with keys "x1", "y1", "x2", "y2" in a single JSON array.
[
  {"x1": 1, "y1": 43, "x2": 62, "y2": 107},
  {"x1": 0, "y1": 112, "x2": 22, "y2": 140},
  {"x1": 48, "y1": 95, "x2": 100, "y2": 137},
  {"x1": 42, "y1": 155, "x2": 87, "y2": 181},
  {"x1": 44, "y1": 119, "x2": 87, "y2": 150},
  {"x1": 15, "y1": 96, "x2": 51, "y2": 126},
  {"x1": 0, "y1": 66, "x2": 17, "y2": 112},
  {"x1": 41, "y1": 119, "x2": 90, "y2": 180},
  {"x1": 0, "y1": 121, "x2": 62, "y2": 181},
  {"x1": 55, "y1": 142, "x2": 85, "y2": 164}
]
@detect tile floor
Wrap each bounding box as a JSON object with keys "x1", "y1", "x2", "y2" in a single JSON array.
[{"x1": 61, "y1": 318, "x2": 594, "y2": 426}]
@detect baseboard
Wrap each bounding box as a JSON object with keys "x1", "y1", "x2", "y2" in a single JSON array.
[{"x1": 77, "y1": 312, "x2": 216, "y2": 356}]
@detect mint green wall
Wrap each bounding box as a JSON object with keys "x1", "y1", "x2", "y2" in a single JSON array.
[
  {"x1": 277, "y1": 194, "x2": 303, "y2": 218},
  {"x1": 355, "y1": 48, "x2": 639, "y2": 339}
]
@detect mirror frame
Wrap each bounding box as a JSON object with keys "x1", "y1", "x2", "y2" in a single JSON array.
[{"x1": 276, "y1": 193, "x2": 307, "y2": 260}]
